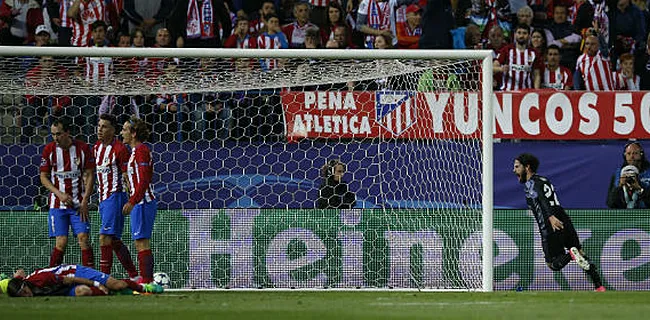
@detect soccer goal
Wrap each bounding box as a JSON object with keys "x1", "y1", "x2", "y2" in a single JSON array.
[{"x1": 0, "y1": 46, "x2": 493, "y2": 291}]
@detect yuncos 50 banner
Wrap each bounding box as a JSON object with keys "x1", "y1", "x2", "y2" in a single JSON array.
[
  {"x1": 2, "y1": 209, "x2": 649, "y2": 290},
  {"x1": 281, "y1": 90, "x2": 650, "y2": 140}
]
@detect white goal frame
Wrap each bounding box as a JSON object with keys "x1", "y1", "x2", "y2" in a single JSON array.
[{"x1": 0, "y1": 46, "x2": 494, "y2": 292}]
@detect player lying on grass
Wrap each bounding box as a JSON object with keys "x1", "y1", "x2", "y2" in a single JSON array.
[{"x1": 4, "y1": 264, "x2": 163, "y2": 297}]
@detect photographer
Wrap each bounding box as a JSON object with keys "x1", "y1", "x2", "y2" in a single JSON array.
[{"x1": 607, "y1": 165, "x2": 650, "y2": 209}]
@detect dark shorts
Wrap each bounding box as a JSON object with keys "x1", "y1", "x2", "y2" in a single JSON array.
[{"x1": 542, "y1": 218, "x2": 581, "y2": 263}]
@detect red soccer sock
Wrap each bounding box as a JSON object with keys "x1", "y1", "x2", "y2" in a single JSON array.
[
  {"x1": 82, "y1": 248, "x2": 95, "y2": 268},
  {"x1": 138, "y1": 249, "x2": 154, "y2": 283},
  {"x1": 121, "y1": 279, "x2": 144, "y2": 292},
  {"x1": 112, "y1": 240, "x2": 138, "y2": 278},
  {"x1": 99, "y1": 245, "x2": 113, "y2": 274},
  {"x1": 50, "y1": 248, "x2": 64, "y2": 267}
]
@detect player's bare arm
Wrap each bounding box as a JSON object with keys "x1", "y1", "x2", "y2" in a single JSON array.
[
  {"x1": 79, "y1": 167, "x2": 95, "y2": 222},
  {"x1": 62, "y1": 276, "x2": 108, "y2": 294},
  {"x1": 40, "y1": 171, "x2": 72, "y2": 206}
]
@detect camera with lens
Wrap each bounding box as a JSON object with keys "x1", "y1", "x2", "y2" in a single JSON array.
[{"x1": 626, "y1": 176, "x2": 637, "y2": 184}]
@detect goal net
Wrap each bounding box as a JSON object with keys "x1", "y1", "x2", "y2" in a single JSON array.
[{"x1": 0, "y1": 47, "x2": 493, "y2": 291}]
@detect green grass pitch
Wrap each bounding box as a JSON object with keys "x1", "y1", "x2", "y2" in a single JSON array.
[{"x1": 2, "y1": 291, "x2": 650, "y2": 319}]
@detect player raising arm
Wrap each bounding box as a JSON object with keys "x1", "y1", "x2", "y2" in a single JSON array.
[
  {"x1": 40, "y1": 118, "x2": 95, "y2": 268},
  {"x1": 513, "y1": 153, "x2": 605, "y2": 292},
  {"x1": 120, "y1": 116, "x2": 157, "y2": 284}
]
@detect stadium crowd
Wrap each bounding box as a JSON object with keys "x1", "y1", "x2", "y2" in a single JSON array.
[{"x1": 1, "y1": 0, "x2": 650, "y2": 143}]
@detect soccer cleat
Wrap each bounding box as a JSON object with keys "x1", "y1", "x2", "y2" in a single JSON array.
[
  {"x1": 569, "y1": 247, "x2": 590, "y2": 271},
  {"x1": 142, "y1": 283, "x2": 164, "y2": 294},
  {"x1": 594, "y1": 286, "x2": 606, "y2": 292}
]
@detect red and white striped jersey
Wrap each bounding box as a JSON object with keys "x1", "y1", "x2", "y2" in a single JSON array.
[
  {"x1": 70, "y1": 0, "x2": 106, "y2": 47},
  {"x1": 257, "y1": 32, "x2": 289, "y2": 71},
  {"x1": 542, "y1": 65, "x2": 573, "y2": 90},
  {"x1": 224, "y1": 33, "x2": 257, "y2": 48},
  {"x1": 282, "y1": 21, "x2": 319, "y2": 48},
  {"x1": 24, "y1": 264, "x2": 79, "y2": 287},
  {"x1": 82, "y1": 47, "x2": 113, "y2": 84},
  {"x1": 40, "y1": 140, "x2": 95, "y2": 209},
  {"x1": 126, "y1": 143, "x2": 155, "y2": 205},
  {"x1": 249, "y1": 19, "x2": 265, "y2": 36},
  {"x1": 497, "y1": 45, "x2": 542, "y2": 91},
  {"x1": 613, "y1": 72, "x2": 640, "y2": 91},
  {"x1": 59, "y1": 0, "x2": 74, "y2": 28},
  {"x1": 576, "y1": 52, "x2": 614, "y2": 91},
  {"x1": 310, "y1": 0, "x2": 334, "y2": 7},
  {"x1": 94, "y1": 138, "x2": 128, "y2": 201}
]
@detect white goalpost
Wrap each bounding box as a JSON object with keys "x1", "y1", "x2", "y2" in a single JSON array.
[{"x1": 0, "y1": 46, "x2": 493, "y2": 292}]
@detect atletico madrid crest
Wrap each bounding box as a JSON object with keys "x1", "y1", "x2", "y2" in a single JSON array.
[{"x1": 375, "y1": 91, "x2": 417, "y2": 136}]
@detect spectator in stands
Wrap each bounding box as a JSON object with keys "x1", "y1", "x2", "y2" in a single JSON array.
[
  {"x1": 257, "y1": 13, "x2": 288, "y2": 71},
  {"x1": 173, "y1": 0, "x2": 232, "y2": 48},
  {"x1": 493, "y1": 23, "x2": 542, "y2": 90},
  {"x1": 317, "y1": 159, "x2": 356, "y2": 209},
  {"x1": 0, "y1": 0, "x2": 43, "y2": 45},
  {"x1": 487, "y1": 24, "x2": 507, "y2": 58},
  {"x1": 357, "y1": 0, "x2": 414, "y2": 48},
  {"x1": 530, "y1": 28, "x2": 547, "y2": 56},
  {"x1": 373, "y1": 32, "x2": 393, "y2": 49},
  {"x1": 225, "y1": 13, "x2": 257, "y2": 49},
  {"x1": 464, "y1": 23, "x2": 483, "y2": 49},
  {"x1": 541, "y1": 44, "x2": 573, "y2": 89},
  {"x1": 122, "y1": 0, "x2": 175, "y2": 41},
  {"x1": 516, "y1": 6, "x2": 535, "y2": 34},
  {"x1": 282, "y1": 2, "x2": 319, "y2": 48},
  {"x1": 33, "y1": 24, "x2": 52, "y2": 46},
  {"x1": 419, "y1": 0, "x2": 454, "y2": 49},
  {"x1": 67, "y1": 0, "x2": 105, "y2": 47},
  {"x1": 132, "y1": 28, "x2": 145, "y2": 47},
  {"x1": 23, "y1": 56, "x2": 72, "y2": 143},
  {"x1": 325, "y1": 25, "x2": 350, "y2": 48},
  {"x1": 607, "y1": 165, "x2": 650, "y2": 208},
  {"x1": 607, "y1": 142, "x2": 650, "y2": 209},
  {"x1": 320, "y1": 2, "x2": 352, "y2": 48},
  {"x1": 249, "y1": 0, "x2": 276, "y2": 36},
  {"x1": 569, "y1": 0, "x2": 595, "y2": 39},
  {"x1": 308, "y1": 0, "x2": 332, "y2": 27},
  {"x1": 638, "y1": 32, "x2": 650, "y2": 89},
  {"x1": 608, "y1": 0, "x2": 646, "y2": 68},
  {"x1": 50, "y1": 0, "x2": 74, "y2": 46},
  {"x1": 613, "y1": 53, "x2": 640, "y2": 90},
  {"x1": 396, "y1": 3, "x2": 422, "y2": 48},
  {"x1": 573, "y1": 32, "x2": 614, "y2": 90},
  {"x1": 116, "y1": 32, "x2": 130, "y2": 47},
  {"x1": 631, "y1": 0, "x2": 650, "y2": 30},
  {"x1": 544, "y1": 4, "x2": 581, "y2": 70},
  {"x1": 466, "y1": 0, "x2": 511, "y2": 40}
]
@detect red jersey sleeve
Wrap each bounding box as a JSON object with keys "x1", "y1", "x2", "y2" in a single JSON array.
[
  {"x1": 79, "y1": 141, "x2": 96, "y2": 170},
  {"x1": 26, "y1": 270, "x2": 62, "y2": 287},
  {"x1": 118, "y1": 143, "x2": 129, "y2": 173},
  {"x1": 40, "y1": 143, "x2": 54, "y2": 173},
  {"x1": 128, "y1": 145, "x2": 153, "y2": 206},
  {"x1": 564, "y1": 66, "x2": 574, "y2": 89},
  {"x1": 496, "y1": 46, "x2": 509, "y2": 65}
]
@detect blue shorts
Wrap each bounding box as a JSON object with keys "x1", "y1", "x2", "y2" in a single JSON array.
[
  {"x1": 48, "y1": 208, "x2": 90, "y2": 237},
  {"x1": 99, "y1": 192, "x2": 128, "y2": 238},
  {"x1": 74, "y1": 265, "x2": 109, "y2": 285},
  {"x1": 131, "y1": 200, "x2": 157, "y2": 240}
]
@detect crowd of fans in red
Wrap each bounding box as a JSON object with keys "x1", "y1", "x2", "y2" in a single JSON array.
[{"x1": 1, "y1": 0, "x2": 649, "y2": 142}]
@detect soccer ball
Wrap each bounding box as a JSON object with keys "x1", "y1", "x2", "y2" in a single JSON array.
[{"x1": 153, "y1": 272, "x2": 171, "y2": 288}]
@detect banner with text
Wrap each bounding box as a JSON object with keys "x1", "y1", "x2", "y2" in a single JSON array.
[
  {"x1": 282, "y1": 90, "x2": 650, "y2": 140},
  {"x1": 2, "y1": 209, "x2": 649, "y2": 291}
]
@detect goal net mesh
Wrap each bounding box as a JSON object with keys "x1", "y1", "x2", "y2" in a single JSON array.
[{"x1": 0, "y1": 50, "x2": 488, "y2": 290}]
